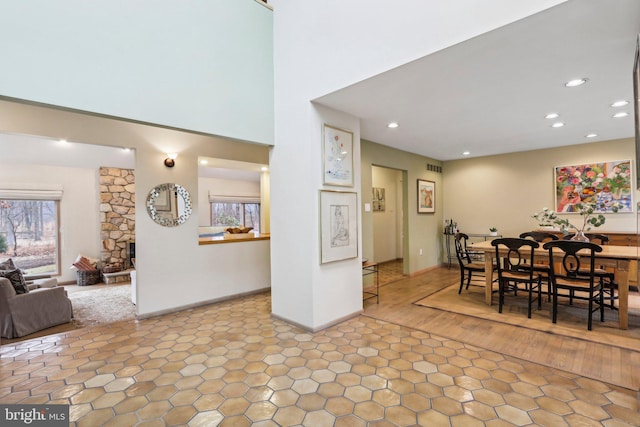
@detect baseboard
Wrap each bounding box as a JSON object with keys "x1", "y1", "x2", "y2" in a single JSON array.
[
  {"x1": 136, "y1": 286, "x2": 271, "y2": 320},
  {"x1": 410, "y1": 264, "x2": 442, "y2": 277},
  {"x1": 271, "y1": 309, "x2": 363, "y2": 333}
]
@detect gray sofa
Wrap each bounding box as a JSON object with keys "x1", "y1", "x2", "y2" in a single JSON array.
[{"x1": 0, "y1": 278, "x2": 73, "y2": 338}]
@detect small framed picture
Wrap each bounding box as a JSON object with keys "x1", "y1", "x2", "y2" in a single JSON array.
[
  {"x1": 372, "y1": 187, "x2": 385, "y2": 212},
  {"x1": 320, "y1": 190, "x2": 358, "y2": 264},
  {"x1": 417, "y1": 179, "x2": 435, "y2": 213},
  {"x1": 323, "y1": 124, "x2": 354, "y2": 187}
]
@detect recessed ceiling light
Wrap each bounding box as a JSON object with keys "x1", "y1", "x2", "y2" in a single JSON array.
[
  {"x1": 462, "y1": 151, "x2": 470, "y2": 156},
  {"x1": 545, "y1": 113, "x2": 559, "y2": 119},
  {"x1": 261, "y1": 166, "x2": 269, "y2": 171},
  {"x1": 613, "y1": 112, "x2": 629, "y2": 118},
  {"x1": 551, "y1": 122, "x2": 565, "y2": 128},
  {"x1": 611, "y1": 100, "x2": 629, "y2": 107},
  {"x1": 387, "y1": 122, "x2": 399, "y2": 129},
  {"x1": 585, "y1": 133, "x2": 598, "y2": 138},
  {"x1": 564, "y1": 78, "x2": 588, "y2": 87},
  {"x1": 199, "y1": 159, "x2": 208, "y2": 165}
]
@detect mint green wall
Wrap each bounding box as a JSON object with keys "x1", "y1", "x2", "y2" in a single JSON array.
[
  {"x1": 361, "y1": 140, "x2": 443, "y2": 274},
  {"x1": 0, "y1": 0, "x2": 273, "y2": 145}
]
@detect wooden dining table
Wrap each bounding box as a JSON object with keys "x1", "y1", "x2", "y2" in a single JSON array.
[{"x1": 470, "y1": 239, "x2": 639, "y2": 330}]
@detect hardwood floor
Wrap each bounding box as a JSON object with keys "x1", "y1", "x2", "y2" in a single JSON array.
[{"x1": 364, "y1": 266, "x2": 640, "y2": 392}]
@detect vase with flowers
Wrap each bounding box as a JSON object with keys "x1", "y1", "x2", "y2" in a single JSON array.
[{"x1": 531, "y1": 203, "x2": 608, "y2": 242}]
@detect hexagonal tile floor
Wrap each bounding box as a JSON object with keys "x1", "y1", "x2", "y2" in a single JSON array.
[{"x1": 1, "y1": 291, "x2": 638, "y2": 426}]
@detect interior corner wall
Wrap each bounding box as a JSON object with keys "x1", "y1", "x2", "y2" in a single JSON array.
[
  {"x1": 442, "y1": 138, "x2": 639, "y2": 239},
  {"x1": 0, "y1": 0, "x2": 274, "y2": 145},
  {"x1": 361, "y1": 140, "x2": 443, "y2": 274}
]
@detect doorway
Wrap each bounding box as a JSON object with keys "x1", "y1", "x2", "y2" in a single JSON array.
[{"x1": 371, "y1": 165, "x2": 406, "y2": 284}]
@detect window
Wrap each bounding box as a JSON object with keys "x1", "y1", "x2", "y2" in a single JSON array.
[
  {"x1": 212, "y1": 202, "x2": 260, "y2": 233},
  {"x1": 0, "y1": 199, "x2": 60, "y2": 275}
]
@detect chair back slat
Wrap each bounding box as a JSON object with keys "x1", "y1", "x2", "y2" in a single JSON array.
[
  {"x1": 519, "y1": 231, "x2": 558, "y2": 243},
  {"x1": 454, "y1": 233, "x2": 472, "y2": 265},
  {"x1": 542, "y1": 240, "x2": 602, "y2": 282},
  {"x1": 542, "y1": 239, "x2": 605, "y2": 330},
  {"x1": 491, "y1": 238, "x2": 539, "y2": 278}
]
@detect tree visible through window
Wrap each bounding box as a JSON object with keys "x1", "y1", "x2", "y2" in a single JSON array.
[
  {"x1": 0, "y1": 200, "x2": 59, "y2": 275},
  {"x1": 212, "y1": 203, "x2": 260, "y2": 233}
]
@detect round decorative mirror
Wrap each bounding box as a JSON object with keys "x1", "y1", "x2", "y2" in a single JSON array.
[{"x1": 146, "y1": 183, "x2": 193, "y2": 227}]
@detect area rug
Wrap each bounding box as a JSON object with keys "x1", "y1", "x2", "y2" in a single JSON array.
[
  {"x1": 68, "y1": 283, "x2": 136, "y2": 328},
  {"x1": 1, "y1": 283, "x2": 136, "y2": 345},
  {"x1": 414, "y1": 283, "x2": 640, "y2": 351}
]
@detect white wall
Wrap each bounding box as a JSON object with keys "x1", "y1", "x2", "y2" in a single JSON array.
[
  {"x1": 443, "y1": 138, "x2": 639, "y2": 239},
  {"x1": 0, "y1": 0, "x2": 274, "y2": 145},
  {"x1": 271, "y1": 0, "x2": 566, "y2": 102}
]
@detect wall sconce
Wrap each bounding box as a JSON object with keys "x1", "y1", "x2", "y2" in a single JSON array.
[{"x1": 164, "y1": 153, "x2": 177, "y2": 168}]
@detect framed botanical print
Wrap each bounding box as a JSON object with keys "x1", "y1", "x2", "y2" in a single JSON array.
[
  {"x1": 417, "y1": 179, "x2": 435, "y2": 213},
  {"x1": 323, "y1": 124, "x2": 354, "y2": 187}
]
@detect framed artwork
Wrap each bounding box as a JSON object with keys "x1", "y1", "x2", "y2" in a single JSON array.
[
  {"x1": 320, "y1": 190, "x2": 358, "y2": 264},
  {"x1": 417, "y1": 179, "x2": 435, "y2": 213},
  {"x1": 554, "y1": 160, "x2": 633, "y2": 213},
  {"x1": 323, "y1": 124, "x2": 354, "y2": 187},
  {"x1": 634, "y1": 34, "x2": 640, "y2": 189},
  {"x1": 372, "y1": 187, "x2": 385, "y2": 212}
]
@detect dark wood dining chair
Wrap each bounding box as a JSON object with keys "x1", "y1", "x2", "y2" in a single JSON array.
[
  {"x1": 454, "y1": 232, "x2": 488, "y2": 294},
  {"x1": 543, "y1": 240, "x2": 604, "y2": 330},
  {"x1": 491, "y1": 238, "x2": 542, "y2": 318},
  {"x1": 562, "y1": 233, "x2": 617, "y2": 310},
  {"x1": 519, "y1": 231, "x2": 558, "y2": 301}
]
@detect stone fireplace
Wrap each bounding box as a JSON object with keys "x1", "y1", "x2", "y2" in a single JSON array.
[{"x1": 100, "y1": 167, "x2": 135, "y2": 269}]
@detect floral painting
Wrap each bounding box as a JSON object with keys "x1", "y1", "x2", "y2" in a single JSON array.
[{"x1": 554, "y1": 160, "x2": 633, "y2": 213}]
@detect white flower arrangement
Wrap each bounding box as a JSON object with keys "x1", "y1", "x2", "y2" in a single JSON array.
[{"x1": 532, "y1": 203, "x2": 607, "y2": 235}]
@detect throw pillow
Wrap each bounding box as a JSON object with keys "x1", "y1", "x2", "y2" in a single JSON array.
[
  {"x1": 0, "y1": 268, "x2": 29, "y2": 294},
  {"x1": 72, "y1": 256, "x2": 97, "y2": 271},
  {"x1": 0, "y1": 258, "x2": 17, "y2": 271}
]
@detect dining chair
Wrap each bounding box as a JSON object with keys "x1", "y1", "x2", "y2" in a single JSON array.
[
  {"x1": 519, "y1": 231, "x2": 559, "y2": 301},
  {"x1": 543, "y1": 240, "x2": 604, "y2": 330},
  {"x1": 491, "y1": 238, "x2": 542, "y2": 318},
  {"x1": 454, "y1": 232, "x2": 488, "y2": 294},
  {"x1": 562, "y1": 233, "x2": 617, "y2": 310}
]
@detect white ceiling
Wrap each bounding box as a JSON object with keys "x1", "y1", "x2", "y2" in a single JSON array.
[{"x1": 314, "y1": 0, "x2": 640, "y2": 161}]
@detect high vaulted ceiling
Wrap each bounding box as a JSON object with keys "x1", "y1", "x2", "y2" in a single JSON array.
[{"x1": 314, "y1": 0, "x2": 640, "y2": 161}]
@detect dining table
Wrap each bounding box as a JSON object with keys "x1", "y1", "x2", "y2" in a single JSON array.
[{"x1": 469, "y1": 239, "x2": 639, "y2": 330}]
